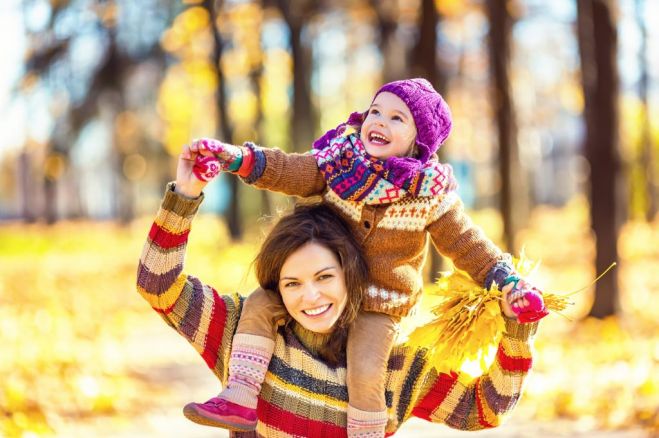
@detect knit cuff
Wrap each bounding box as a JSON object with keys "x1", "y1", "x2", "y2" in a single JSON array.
[
  {"x1": 503, "y1": 317, "x2": 539, "y2": 341},
  {"x1": 163, "y1": 182, "x2": 205, "y2": 216},
  {"x1": 239, "y1": 142, "x2": 266, "y2": 184},
  {"x1": 483, "y1": 255, "x2": 514, "y2": 290}
]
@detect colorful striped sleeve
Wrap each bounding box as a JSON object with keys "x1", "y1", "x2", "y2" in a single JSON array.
[
  {"x1": 136, "y1": 183, "x2": 241, "y2": 382},
  {"x1": 241, "y1": 146, "x2": 326, "y2": 198},
  {"x1": 411, "y1": 319, "x2": 538, "y2": 430}
]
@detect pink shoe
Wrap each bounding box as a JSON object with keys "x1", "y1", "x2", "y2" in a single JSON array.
[{"x1": 183, "y1": 397, "x2": 258, "y2": 431}]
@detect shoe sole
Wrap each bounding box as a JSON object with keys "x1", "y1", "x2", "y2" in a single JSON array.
[{"x1": 183, "y1": 405, "x2": 257, "y2": 432}]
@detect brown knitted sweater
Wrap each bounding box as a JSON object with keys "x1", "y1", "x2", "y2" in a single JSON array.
[{"x1": 241, "y1": 147, "x2": 507, "y2": 317}]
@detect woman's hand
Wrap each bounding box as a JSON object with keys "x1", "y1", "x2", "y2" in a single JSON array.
[{"x1": 175, "y1": 144, "x2": 208, "y2": 198}]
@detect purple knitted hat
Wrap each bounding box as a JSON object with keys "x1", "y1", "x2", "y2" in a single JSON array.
[{"x1": 374, "y1": 78, "x2": 452, "y2": 163}]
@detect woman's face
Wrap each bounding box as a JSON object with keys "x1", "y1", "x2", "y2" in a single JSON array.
[{"x1": 278, "y1": 242, "x2": 348, "y2": 334}]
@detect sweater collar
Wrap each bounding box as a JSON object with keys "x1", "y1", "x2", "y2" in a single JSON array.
[{"x1": 290, "y1": 322, "x2": 333, "y2": 355}]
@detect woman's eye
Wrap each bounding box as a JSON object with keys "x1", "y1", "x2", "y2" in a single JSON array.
[
  {"x1": 318, "y1": 274, "x2": 333, "y2": 281},
  {"x1": 284, "y1": 281, "x2": 299, "y2": 288}
]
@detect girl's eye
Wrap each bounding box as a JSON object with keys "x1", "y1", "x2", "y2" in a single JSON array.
[
  {"x1": 370, "y1": 108, "x2": 380, "y2": 115},
  {"x1": 392, "y1": 115, "x2": 402, "y2": 122}
]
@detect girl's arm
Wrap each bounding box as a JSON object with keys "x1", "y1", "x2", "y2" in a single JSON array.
[
  {"x1": 135, "y1": 183, "x2": 242, "y2": 382},
  {"x1": 411, "y1": 318, "x2": 538, "y2": 429},
  {"x1": 238, "y1": 143, "x2": 327, "y2": 197},
  {"x1": 425, "y1": 192, "x2": 510, "y2": 286}
]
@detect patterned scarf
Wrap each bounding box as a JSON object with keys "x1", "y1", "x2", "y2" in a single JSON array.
[{"x1": 311, "y1": 134, "x2": 457, "y2": 205}]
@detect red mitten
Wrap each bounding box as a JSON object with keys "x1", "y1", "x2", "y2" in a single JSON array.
[
  {"x1": 191, "y1": 138, "x2": 243, "y2": 182},
  {"x1": 504, "y1": 276, "x2": 550, "y2": 323}
]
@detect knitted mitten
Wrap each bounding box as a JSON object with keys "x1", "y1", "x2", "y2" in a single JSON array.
[
  {"x1": 191, "y1": 138, "x2": 244, "y2": 181},
  {"x1": 502, "y1": 275, "x2": 549, "y2": 323},
  {"x1": 347, "y1": 405, "x2": 388, "y2": 438},
  {"x1": 183, "y1": 333, "x2": 275, "y2": 431}
]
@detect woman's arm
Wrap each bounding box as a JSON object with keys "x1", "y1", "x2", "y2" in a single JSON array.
[
  {"x1": 425, "y1": 192, "x2": 509, "y2": 286},
  {"x1": 411, "y1": 318, "x2": 538, "y2": 429},
  {"x1": 238, "y1": 144, "x2": 327, "y2": 197},
  {"x1": 136, "y1": 183, "x2": 241, "y2": 382}
]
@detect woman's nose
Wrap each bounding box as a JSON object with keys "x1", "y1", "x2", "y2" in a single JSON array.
[{"x1": 302, "y1": 283, "x2": 321, "y2": 302}]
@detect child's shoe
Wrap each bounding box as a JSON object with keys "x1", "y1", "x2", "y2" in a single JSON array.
[
  {"x1": 183, "y1": 333, "x2": 275, "y2": 430},
  {"x1": 183, "y1": 396, "x2": 257, "y2": 431}
]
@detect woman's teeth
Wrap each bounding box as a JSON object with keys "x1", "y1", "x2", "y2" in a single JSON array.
[{"x1": 303, "y1": 304, "x2": 331, "y2": 316}]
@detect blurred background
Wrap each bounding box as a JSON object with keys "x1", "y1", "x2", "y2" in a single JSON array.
[{"x1": 1, "y1": 0, "x2": 657, "y2": 436}]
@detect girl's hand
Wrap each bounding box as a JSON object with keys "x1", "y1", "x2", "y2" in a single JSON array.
[
  {"x1": 190, "y1": 138, "x2": 243, "y2": 181},
  {"x1": 175, "y1": 144, "x2": 207, "y2": 198}
]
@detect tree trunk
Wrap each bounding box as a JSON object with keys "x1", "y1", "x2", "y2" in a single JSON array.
[
  {"x1": 409, "y1": 0, "x2": 446, "y2": 281},
  {"x1": 485, "y1": 0, "x2": 526, "y2": 253},
  {"x1": 250, "y1": 65, "x2": 273, "y2": 217},
  {"x1": 577, "y1": 0, "x2": 621, "y2": 318},
  {"x1": 19, "y1": 151, "x2": 36, "y2": 222},
  {"x1": 370, "y1": 0, "x2": 405, "y2": 82},
  {"x1": 288, "y1": 21, "x2": 315, "y2": 153},
  {"x1": 205, "y1": 0, "x2": 242, "y2": 240},
  {"x1": 635, "y1": 0, "x2": 656, "y2": 221}
]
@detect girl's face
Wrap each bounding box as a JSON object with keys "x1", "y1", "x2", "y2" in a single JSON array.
[
  {"x1": 360, "y1": 91, "x2": 418, "y2": 160},
  {"x1": 278, "y1": 242, "x2": 348, "y2": 334}
]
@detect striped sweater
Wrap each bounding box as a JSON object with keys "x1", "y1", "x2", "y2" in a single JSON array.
[
  {"x1": 239, "y1": 144, "x2": 509, "y2": 317},
  {"x1": 136, "y1": 184, "x2": 539, "y2": 437}
]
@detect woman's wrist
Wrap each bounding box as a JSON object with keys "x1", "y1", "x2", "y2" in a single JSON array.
[{"x1": 173, "y1": 181, "x2": 203, "y2": 199}]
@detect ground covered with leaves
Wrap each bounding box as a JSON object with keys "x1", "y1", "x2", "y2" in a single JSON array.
[{"x1": 1, "y1": 198, "x2": 657, "y2": 437}]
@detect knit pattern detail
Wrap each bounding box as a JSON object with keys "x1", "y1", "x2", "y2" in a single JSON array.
[
  {"x1": 137, "y1": 187, "x2": 538, "y2": 437},
  {"x1": 223, "y1": 334, "x2": 275, "y2": 409},
  {"x1": 484, "y1": 256, "x2": 514, "y2": 289},
  {"x1": 312, "y1": 134, "x2": 457, "y2": 205},
  {"x1": 347, "y1": 406, "x2": 388, "y2": 438},
  {"x1": 242, "y1": 142, "x2": 267, "y2": 185}
]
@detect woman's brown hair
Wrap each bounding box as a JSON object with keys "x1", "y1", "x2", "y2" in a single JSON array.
[{"x1": 254, "y1": 203, "x2": 368, "y2": 365}]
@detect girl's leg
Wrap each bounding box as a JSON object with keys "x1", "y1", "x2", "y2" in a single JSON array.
[
  {"x1": 346, "y1": 311, "x2": 399, "y2": 438},
  {"x1": 183, "y1": 288, "x2": 287, "y2": 431}
]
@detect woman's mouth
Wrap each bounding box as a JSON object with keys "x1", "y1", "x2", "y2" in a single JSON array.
[
  {"x1": 368, "y1": 131, "x2": 390, "y2": 145},
  {"x1": 302, "y1": 304, "x2": 332, "y2": 317}
]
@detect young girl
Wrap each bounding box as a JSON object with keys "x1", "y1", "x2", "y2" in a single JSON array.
[{"x1": 183, "y1": 78, "x2": 548, "y2": 436}]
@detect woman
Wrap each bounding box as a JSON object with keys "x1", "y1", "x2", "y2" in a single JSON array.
[{"x1": 135, "y1": 146, "x2": 540, "y2": 437}]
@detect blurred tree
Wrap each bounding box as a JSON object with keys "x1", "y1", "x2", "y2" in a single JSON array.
[
  {"x1": 370, "y1": 0, "x2": 406, "y2": 82},
  {"x1": 203, "y1": 0, "x2": 243, "y2": 239},
  {"x1": 408, "y1": 0, "x2": 446, "y2": 281},
  {"x1": 485, "y1": 0, "x2": 528, "y2": 254},
  {"x1": 21, "y1": 0, "x2": 171, "y2": 223},
  {"x1": 248, "y1": 2, "x2": 273, "y2": 217},
  {"x1": 635, "y1": 0, "x2": 656, "y2": 221},
  {"x1": 273, "y1": 0, "x2": 317, "y2": 152},
  {"x1": 577, "y1": 0, "x2": 621, "y2": 318}
]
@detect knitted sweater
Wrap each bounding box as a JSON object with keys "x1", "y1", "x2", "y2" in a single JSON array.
[
  {"x1": 240, "y1": 144, "x2": 508, "y2": 317},
  {"x1": 136, "y1": 184, "x2": 538, "y2": 437}
]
